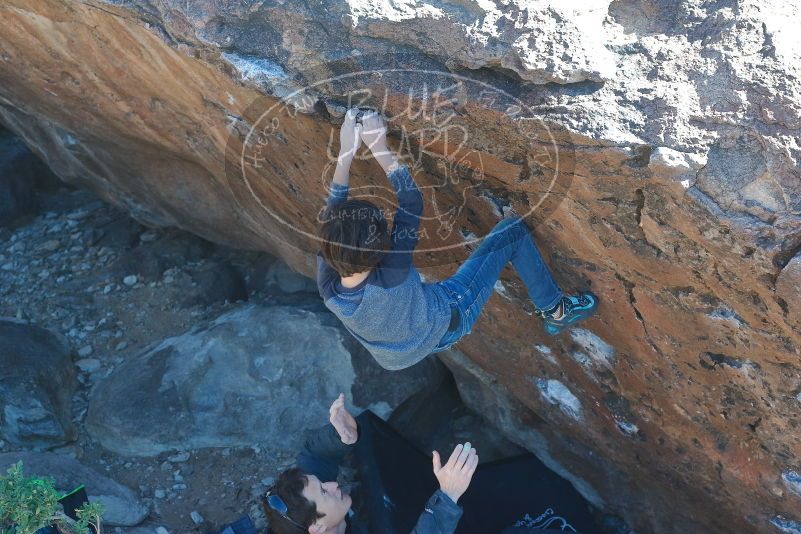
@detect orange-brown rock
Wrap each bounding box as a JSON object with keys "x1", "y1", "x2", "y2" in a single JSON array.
[{"x1": 1, "y1": 1, "x2": 800, "y2": 532}]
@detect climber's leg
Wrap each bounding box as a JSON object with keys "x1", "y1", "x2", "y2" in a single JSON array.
[{"x1": 438, "y1": 217, "x2": 563, "y2": 338}]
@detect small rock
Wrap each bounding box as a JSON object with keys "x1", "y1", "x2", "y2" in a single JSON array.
[
  {"x1": 160, "y1": 461, "x2": 172, "y2": 471},
  {"x1": 155, "y1": 527, "x2": 170, "y2": 534},
  {"x1": 167, "y1": 452, "x2": 189, "y2": 463},
  {"x1": 1, "y1": 262, "x2": 14, "y2": 271},
  {"x1": 75, "y1": 358, "x2": 101, "y2": 373},
  {"x1": 104, "y1": 284, "x2": 113, "y2": 294},
  {"x1": 140, "y1": 231, "x2": 157, "y2": 242},
  {"x1": 77, "y1": 345, "x2": 94, "y2": 357},
  {"x1": 38, "y1": 270, "x2": 50, "y2": 279},
  {"x1": 115, "y1": 341, "x2": 128, "y2": 351},
  {"x1": 172, "y1": 483, "x2": 187, "y2": 491},
  {"x1": 123, "y1": 275, "x2": 138, "y2": 286},
  {"x1": 41, "y1": 239, "x2": 61, "y2": 252},
  {"x1": 154, "y1": 489, "x2": 166, "y2": 499},
  {"x1": 67, "y1": 209, "x2": 90, "y2": 220},
  {"x1": 173, "y1": 473, "x2": 183, "y2": 482},
  {"x1": 260, "y1": 477, "x2": 274, "y2": 487},
  {"x1": 190, "y1": 511, "x2": 204, "y2": 525}
]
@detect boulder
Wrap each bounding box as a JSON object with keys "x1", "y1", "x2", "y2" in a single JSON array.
[
  {"x1": 86, "y1": 304, "x2": 354, "y2": 456},
  {"x1": 776, "y1": 252, "x2": 801, "y2": 329},
  {"x1": 0, "y1": 452, "x2": 149, "y2": 527},
  {"x1": 86, "y1": 303, "x2": 442, "y2": 456},
  {"x1": 91, "y1": 214, "x2": 145, "y2": 250},
  {"x1": 0, "y1": 319, "x2": 76, "y2": 448},
  {"x1": 263, "y1": 261, "x2": 317, "y2": 294},
  {"x1": 2, "y1": 1, "x2": 801, "y2": 531}
]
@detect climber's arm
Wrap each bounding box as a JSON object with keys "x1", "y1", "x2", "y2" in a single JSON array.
[
  {"x1": 325, "y1": 178, "x2": 350, "y2": 214},
  {"x1": 322, "y1": 108, "x2": 362, "y2": 214},
  {"x1": 359, "y1": 112, "x2": 424, "y2": 269},
  {"x1": 386, "y1": 163, "x2": 424, "y2": 255}
]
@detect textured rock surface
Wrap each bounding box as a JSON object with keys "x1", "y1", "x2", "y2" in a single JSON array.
[
  {"x1": 86, "y1": 303, "x2": 445, "y2": 456},
  {"x1": 85, "y1": 304, "x2": 355, "y2": 456},
  {"x1": 0, "y1": 319, "x2": 77, "y2": 448},
  {"x1": 1, "y1": 1, "x2": 800, "y2": 532},
  {"x1": 0, "y1": 451, "x2": 149, "y2": 526}
]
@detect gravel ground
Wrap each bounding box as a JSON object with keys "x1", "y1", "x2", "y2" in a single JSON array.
[{"x1": 0, "y1": 186, "x2": 315, "y2": 533}]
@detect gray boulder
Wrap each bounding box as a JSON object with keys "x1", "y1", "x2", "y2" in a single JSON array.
[
  {"x1": 777, "y1": 252, "x2": 801, "y2": 330},
  {"x1": 0, "y1": 452, "x2": 149, "y2": 527},
  {"x1": 86, "y1": 304, "x2": 357, "y2": 456},
  {"x1": 0, "y1": 319, "x2": 77, "y2": 447},
  {"x1": 264, "y1": 261, "x2": 317, "y2": 294}
]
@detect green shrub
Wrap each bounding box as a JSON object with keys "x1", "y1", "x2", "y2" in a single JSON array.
[{"x1": 0, "y1": 462, "x2": 103, "y2": 534}]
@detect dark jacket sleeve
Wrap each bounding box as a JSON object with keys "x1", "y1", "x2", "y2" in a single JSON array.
[
  {"x1": 296, "y1": 424, "x2": 356, "y2": 482},
  {"x1": 316, "y1": 252, "x2": 339, "y2": 301},
  {"x1": 381, "y1": 164, "x2": 423, "y2": 271},
  {"x1": 410, "y1": 489, "x2": 463, "y2": 534},
  {"x1": 325, "y1": 182, "x2": 350, "y2": 214}
]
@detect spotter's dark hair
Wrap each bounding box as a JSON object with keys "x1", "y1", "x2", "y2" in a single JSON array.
[{"x1": 262, "y1": 468, "x2": 323, "y2": 534}]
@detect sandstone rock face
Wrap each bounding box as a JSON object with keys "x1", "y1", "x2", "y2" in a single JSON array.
[
  {"x1": 0, "y1": 451, "x2": 149, "y2": 526},
  {"x1": 777, "y1": 252, "x2": 801, "y2": 329},
  {"x1": 1, "y1": 1, "x2": 800, "y2": 532},
  {"x1": 0, "y1": 319, "x2": 77, "y2": 448}
]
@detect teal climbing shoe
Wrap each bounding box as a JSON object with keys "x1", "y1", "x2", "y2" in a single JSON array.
[{"x1": 539, "y1": 292, "x2": 599, "y2": 336}]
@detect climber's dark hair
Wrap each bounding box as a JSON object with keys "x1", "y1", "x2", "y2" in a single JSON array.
[
  {"x1": 262, "y1": 468, "x2": 323, "y2": 534},
  {"x1": 319, "y1": 199, "x2": 390, "y2": 277}
]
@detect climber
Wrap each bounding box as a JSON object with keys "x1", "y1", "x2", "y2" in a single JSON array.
[
  {"x1": 262, "y1": 393, "x2": 476, "y2": 533},
  {"x1": 316, "y1": 109, "x2": 598, "y2": 371}
]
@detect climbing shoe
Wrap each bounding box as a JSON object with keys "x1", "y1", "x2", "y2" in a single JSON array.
[{"x1": 539, "y1": 292, "x2": 599, "y2": 336}]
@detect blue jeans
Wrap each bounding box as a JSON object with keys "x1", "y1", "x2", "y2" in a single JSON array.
[{"x1": 432, "y1": 217, "x2": 563, "y2": 352}]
